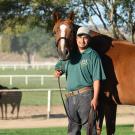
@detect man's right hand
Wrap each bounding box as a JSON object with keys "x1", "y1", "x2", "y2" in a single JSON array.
[{"x1": 54, "y1": 70, "x2": 63, "y2": 78}]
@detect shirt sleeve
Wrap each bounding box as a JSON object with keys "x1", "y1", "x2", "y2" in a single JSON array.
[
  {"x1": 55, "y1": 60, "x2": 66, "y2": 73},
  {"x1": 91, "y1": 54, "x2": 106, "y2": 81}
]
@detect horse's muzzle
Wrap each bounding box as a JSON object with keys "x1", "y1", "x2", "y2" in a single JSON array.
[{"x1": 57, "y1": 48, "x2": 70, "y2": 60}]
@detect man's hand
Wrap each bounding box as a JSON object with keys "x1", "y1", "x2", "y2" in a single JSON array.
[
  {"x1": 91, "y1": 97, "x2": 98, "y2": 111},
  {"x1": 54, "y1": 70, "x2": 63, "y2": 78}
]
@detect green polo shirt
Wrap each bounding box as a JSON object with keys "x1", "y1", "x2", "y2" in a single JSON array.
[{"x1": 55, "y1": 47, "x2": 106, "y2": 92}]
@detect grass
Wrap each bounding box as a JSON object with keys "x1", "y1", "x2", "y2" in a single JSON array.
[
  {"x1": 0, "y1": 68, "x2": 66, "y2": 89},
  {"x1": 0, "y1": 67, "x2": 67, "y2": 106},
  {"x1": 0, "y1": 77, "x2": 66, "y2": 89},
  {"x1": 21, "y1": 90, "x2": 67, "y2": 105},
  {"x1": 0, "y1": 125, "x2": 134, "y2": 135}
]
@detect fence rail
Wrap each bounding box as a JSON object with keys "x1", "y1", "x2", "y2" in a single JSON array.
[
  {"x1": 0, "y1": 74, "x2": 65, "y2": 119},
  {"x1": 0, "y1": 75, "x2": 64, "y2": 85},
  {"x1": 0, "y1": 63, "x2": 56, "y2": 70}
]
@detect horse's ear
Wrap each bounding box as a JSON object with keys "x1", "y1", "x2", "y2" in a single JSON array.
[
  {"x1": 68, "y1": 11, "x2": 75, "y2": 21},
  {"x1": 53, "y1": 12, "x2": 61, "y2": 24}
]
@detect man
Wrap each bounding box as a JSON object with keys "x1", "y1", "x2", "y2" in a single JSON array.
[{"x1": 55, "y1": 26, "x2": 106, "y2": 135}]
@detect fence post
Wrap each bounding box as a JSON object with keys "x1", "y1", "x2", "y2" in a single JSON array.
[
  {"x1": 47, "y1": 90, "x2": 51, "y2": 119},
  {"x1": 14, "y1": 65, "x2": 16, "y2": 71},
  {"x1": 41, "y1": 76, "x2": 44, "y2": 85},
  {"x1": 10, "y1": 75, "x2": 12, "y2": 85},
  {"x1": 25, "y1": 75, "x2": 28, "y2": 85},
  {"x1": 2, "y1": 66, "x2": 5, "y2": 70}
]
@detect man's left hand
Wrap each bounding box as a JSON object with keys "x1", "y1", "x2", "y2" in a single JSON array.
[{"x1": 91, "y1": 98, "x2": 98, "y2": 111}]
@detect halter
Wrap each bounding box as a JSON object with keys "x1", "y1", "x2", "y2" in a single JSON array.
[
  {"x1": 56, "y1": 37, "x2": 70, "y2": 48},
  {"x1": 54, "y1": 20, "x2": 75, "y2": 51}
]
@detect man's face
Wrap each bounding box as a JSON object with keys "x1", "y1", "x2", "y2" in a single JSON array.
[{"x1": 76, "y1": 35, "x2": 90, "y2": 50}]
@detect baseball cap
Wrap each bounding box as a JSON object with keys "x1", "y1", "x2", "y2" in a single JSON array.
[{"x1": 77, "y1": 26, "x2": 91, "y2": 36}]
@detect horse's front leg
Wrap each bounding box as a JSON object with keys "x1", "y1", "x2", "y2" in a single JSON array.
[
  {"x1": 104, "y1": 97, "x2": 117, "y2": 135},
  {"x1": 96, "y1": 98, "x2": 105, "y2": 135}
]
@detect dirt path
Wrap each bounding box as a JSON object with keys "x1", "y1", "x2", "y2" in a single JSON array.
[
  {"x1": 0, "y1": 115, "x2": 134, "y2": 129},
  {"x1": 0, "y1": 105, "x2": 135, "y2": 129}
]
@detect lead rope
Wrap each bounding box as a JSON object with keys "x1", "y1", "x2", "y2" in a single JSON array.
[
  {"x1": 87, "y1": 107, "x2": 95, "y2": 135},
  {"x1": 58, "y1": 77, "x2": 94, "y2": 129}
]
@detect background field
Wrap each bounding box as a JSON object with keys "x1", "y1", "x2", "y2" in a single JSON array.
[
  {"x1": 0, "y1": 67, "x2": 66, "y2": 106},
  {"x1": 0, "y1": 67, "x2": 66, "y2": 88},
  {"x1": 0, "y1": 66, "x2": 135, "y2": 135}
]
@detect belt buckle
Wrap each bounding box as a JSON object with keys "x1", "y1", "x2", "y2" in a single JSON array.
[
  {"x1": 69, "y1": 91, "x2": 74, "y2": 96},
  {"x1": 69, "y1": 92, "x2": 72, "y2": 96}
]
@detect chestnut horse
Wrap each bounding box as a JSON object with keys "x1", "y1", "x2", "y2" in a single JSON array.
[{"x1": 53, "y1": 12, "x2": 135, "y2": 135}]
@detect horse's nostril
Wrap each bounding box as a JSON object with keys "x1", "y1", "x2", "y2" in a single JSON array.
[
  {"x1": 65, "y1": 49, "x2": 69, "y2": 55},
  {"x1": 65, "y1": 50, "x2": 68, "y2": 55}
]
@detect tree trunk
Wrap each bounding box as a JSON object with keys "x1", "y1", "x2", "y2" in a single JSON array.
[{"x1": 26, "y1": 52, "x2": 31, "y2": 64}]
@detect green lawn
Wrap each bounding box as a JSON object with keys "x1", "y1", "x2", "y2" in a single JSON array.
[
  {"x1": 0, "y1": 67, "x2": 67, "y2": 106},
  {"x1": 21, "y1": 90, "x2": 67, "y2": 105},
  {"x1": 0, "y1": 68, "x2": 66, "y2": 89},
  {"x1": 0, "y1": 125, "x2": 134, "y2": 135},
  {"x1": 0, "y1": 76, "x2": 66, "y2": 89}
]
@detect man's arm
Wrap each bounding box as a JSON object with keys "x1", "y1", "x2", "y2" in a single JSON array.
[
  {"x1": 54, "y1": 60, "x2": 66, "y2": 78},
  {"x1": 91, "y1": 80, "x2": 100, "y2": 110}
]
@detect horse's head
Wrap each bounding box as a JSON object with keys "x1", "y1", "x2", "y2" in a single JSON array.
[{"x1": 53, "y1": 12, "x2": 77, "y2": 60}]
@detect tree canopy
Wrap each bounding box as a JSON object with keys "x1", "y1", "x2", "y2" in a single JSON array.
[
  {"x1": 0, "y1": 0, "x2": 134, "y2": 41},
  {"x1": 0, "y1": 0, "x2": 134, "y2": 63},
  {"x1": 66, "y1": 0, "x2": 135, "y2": 42}
]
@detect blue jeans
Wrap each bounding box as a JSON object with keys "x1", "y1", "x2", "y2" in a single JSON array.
[{"x1": 66, "y1": 90, "x2": 97, "y2": 135}]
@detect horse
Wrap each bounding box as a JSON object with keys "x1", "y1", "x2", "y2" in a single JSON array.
[
  {"x1": 0, "y1": 85, "x2": 22, "y2": 119},
  {"x1": 53, "y1": 12, "x2": 135, "y2": 135}
]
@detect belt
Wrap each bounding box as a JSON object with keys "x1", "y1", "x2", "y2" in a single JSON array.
[{"x1": 65, "y1": 86, "x2": 91, "y2": 97}]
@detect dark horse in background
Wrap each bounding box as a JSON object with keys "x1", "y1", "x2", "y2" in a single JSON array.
[
  {"x1": 53, "y1": 12, "x2": 135, "y2": 135},
  {"x1": 0, "y1": 85, "x2": 22, "y2": 119}
]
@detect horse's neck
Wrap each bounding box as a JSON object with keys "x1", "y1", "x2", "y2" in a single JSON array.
[{"x1": 90, "y1": 30, "x2": 101, "y2": 37}]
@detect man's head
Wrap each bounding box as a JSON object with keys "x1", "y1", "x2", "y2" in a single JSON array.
[
  {"x1": 77, "y1": 26, "x2": 91, "y2": 37},
  {"x1": 76, "y1": 26, "x2": 91, "y2": 52}
]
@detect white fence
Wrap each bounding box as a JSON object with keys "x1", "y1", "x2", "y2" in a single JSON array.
[
  {"x1": 0, "y1": 63, "x2": 56, "y2": 70},
  {"x1": 0, "y1": 75, "x2": 55, "y2": 85},
  {"x1": 0, "y1": 74, "x2": 65, "y2": 119}
]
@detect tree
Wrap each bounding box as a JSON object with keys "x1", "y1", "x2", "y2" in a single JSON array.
[
  {"x1": 67, "y1": 0, "x2": 135, "y2": 43},
  {"x1": 0, "y1": 0, "x2": 67, "y2": 33},
  {"x1": 119, "y1": 0, "x2": 135, "y2": 42},
  {"x1": 0, "y1": 34, "x2": 11, "y2": 52},
  {"x1": 39, "y1": 37, "x2": 58, "y2": 58},
  {"x1": 11, "y1": 27, "x2": 49, "y2": 64}
]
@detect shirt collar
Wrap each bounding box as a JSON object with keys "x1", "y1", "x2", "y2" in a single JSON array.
[{"x1": 82, "y1": 47, "x2": 92, "y2": 54}]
